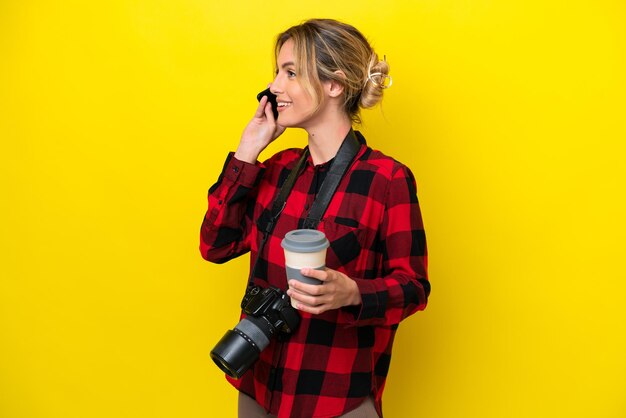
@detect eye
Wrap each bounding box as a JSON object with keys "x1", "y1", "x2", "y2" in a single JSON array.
[{"x1": 287, "y1": 70, "x2": 296, "y2": 78}]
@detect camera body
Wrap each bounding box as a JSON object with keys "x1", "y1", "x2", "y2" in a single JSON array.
[
  {"x1": 241, "y1": 286, "x2": 299, "y2": 335},
  {"x1": 210, "y1": 286, "x2": 300, "y2": 379}
]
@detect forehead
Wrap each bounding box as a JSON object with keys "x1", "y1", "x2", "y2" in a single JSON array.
[{"x1": 277, "y1": 38, "x2": 295, "y2": 66}]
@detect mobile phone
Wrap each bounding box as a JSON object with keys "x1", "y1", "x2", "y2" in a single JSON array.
[{"x1": 256, "y1": 88, "x2": 279, "y2": 120}]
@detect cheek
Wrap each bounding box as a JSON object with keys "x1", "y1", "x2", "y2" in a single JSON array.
[
  {"x1": 293, "y1": 86, "x2": 312, "y2": 107},
  {"x1": 296, "y1": 95, "x2": 315, "y2": 114}
]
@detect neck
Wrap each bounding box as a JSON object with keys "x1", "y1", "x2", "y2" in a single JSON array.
[{"x1": 305, "y1": 116, "x2": 353, "y2": 166}]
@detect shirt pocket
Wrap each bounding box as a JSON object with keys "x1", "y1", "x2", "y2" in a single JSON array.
[{"x1": 320, "y1": 218, "x2": 367, "y2": 270}]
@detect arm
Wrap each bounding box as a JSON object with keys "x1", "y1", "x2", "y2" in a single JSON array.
[
  {"x1": 199, "y1": 153, "x2": 265, "y2": 263},
  {"x1": 199, "y1": 95, "x2": 285, "y2": 263},
  {"x1": 288, "y1": 164, "x2": 430, "y2": 326}
]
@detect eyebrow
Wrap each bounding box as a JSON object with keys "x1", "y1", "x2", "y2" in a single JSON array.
[{"x1": 280, "y1": 61, "x2": 295, "y2": 69}]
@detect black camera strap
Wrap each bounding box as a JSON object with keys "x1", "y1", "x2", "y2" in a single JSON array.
[
  {"x1": 247, "y1": 129, "x2": 361, "y2": 287},
  {"x1": 301, "y1": 130, "x2": 360, "y2": 229}
]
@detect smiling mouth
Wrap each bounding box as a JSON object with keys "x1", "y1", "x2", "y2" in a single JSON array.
[{"x1": 277, "y1": 102, "x2": 292, "y2": 109}]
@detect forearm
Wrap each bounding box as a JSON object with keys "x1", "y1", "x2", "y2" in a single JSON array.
[{"x1": 199, "y1": 153, "x2": 265, "y2": 263}]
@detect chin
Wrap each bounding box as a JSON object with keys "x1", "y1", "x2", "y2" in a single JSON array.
[
  {"x1": 277, "y1": 112, "x2": 315, "y2": 130},
  {"x1": 277, "y1": 116, "x2": 300, "y2": 128}
]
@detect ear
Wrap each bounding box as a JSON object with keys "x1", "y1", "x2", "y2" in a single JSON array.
[{"x1": 325, "y1": 70, "x2": 346, "y2": 98}]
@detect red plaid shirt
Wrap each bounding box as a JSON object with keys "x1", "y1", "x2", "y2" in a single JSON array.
[{"x1": 200, "y1": 131, "x2": 429, "y2": 418}]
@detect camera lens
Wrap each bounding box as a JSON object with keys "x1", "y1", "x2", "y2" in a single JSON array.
[{"x1": 210, "y1": 315, "x2": 274, "y2": 379}]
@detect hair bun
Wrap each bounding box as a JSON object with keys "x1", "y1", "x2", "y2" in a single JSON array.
[{"x1": 360, "y1": 57, "x2": 391, "y2": 109}]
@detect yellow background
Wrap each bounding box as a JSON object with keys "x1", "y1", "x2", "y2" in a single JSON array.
[{"x1": 1, "y1": 1, "x2": 625, "y2": 417}]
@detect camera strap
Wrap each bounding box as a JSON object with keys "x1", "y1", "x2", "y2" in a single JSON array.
[
  {"x1": 248, "y1": 129, "x2": 361, "y2": 287},
  {"x1": 301, "y1": 130, "x2": 361, "y2": 229}
]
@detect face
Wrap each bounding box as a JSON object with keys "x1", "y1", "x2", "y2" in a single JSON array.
[{"x1": 270, "y1": 39, "x2": 321, "y2": 128}]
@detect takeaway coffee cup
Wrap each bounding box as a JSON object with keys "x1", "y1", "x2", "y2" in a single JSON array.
[{"x1": 281, "y1": 229, "x2": 330, "y2": 309}]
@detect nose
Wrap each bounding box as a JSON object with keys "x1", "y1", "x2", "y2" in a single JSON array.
[{"x1": 270, "y1": 73, "x2": 284, "y2": 95}]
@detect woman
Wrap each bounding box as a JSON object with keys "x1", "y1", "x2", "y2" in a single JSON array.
[{"x1": 200, "y1": 19, "x2": 430, "y2": 418}]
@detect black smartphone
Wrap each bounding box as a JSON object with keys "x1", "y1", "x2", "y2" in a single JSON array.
[{"x1": 256, "y1": 88, "x2": 279, "y2": 120}]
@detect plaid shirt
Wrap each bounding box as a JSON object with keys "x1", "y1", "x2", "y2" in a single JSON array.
[{"x1": 200, "y1": 131, "x2": 429, "y2": 418}]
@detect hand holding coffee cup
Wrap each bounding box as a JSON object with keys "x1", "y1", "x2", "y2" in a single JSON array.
[{"x1": 281, "y1": 229, "x2": 330, "y2": 309}]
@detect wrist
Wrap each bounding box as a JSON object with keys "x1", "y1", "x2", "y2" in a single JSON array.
[
  {"x1": 349, "y1": 278, "x2": 362, "y2": 306},
  {"x1": 234, "y1": 147, "x2": 260, "y2": 164}
]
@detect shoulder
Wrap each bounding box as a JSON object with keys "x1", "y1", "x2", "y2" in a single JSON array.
[
  {"x1": 351, "y1": 132, "x2": 419, "y2": 202},
  {"x1": 257, "y1": 147, "x2": 306, "y2": 189},
  {"x1": 356, "y1": 145, "x2": 414, "y2": 182},
  {"x1": 261, "y1": 147, "x2": 305, "y2": 169}
]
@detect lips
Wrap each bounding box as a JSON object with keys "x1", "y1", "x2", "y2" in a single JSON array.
[{"x1": 277, "y1": 101, "x2": 292, "y2": 112}]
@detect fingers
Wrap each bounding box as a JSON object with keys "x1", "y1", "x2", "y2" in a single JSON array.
[
  {"x1": 289, "y1": 279, "x2": 324, "y2": 296},
  {"x1": 287, "y1": 267, "x2": 360, "y2": 314},
  {"x1": 253, "y1": 95, "x2": 268, "y2": 118},
  {"x1": 289, "y1": 288, "x2": 324, "y2": 306},
  {"x1": 263, "y1": 100, "x2": 276, "y2": 123},
  {"x1": 287, "y1": 268, "x2": 336, "y2": 313},
  {"x1": 300, "y1": 267, "x2": 331, "y2": 282},
  {"x1": 287, "y1": 287, "x2": 330, "y2": 315},
  {"x1": 287, "y1": 268, "x2": 335, "y2": 300},
  {"x1": 295, "y1": 301, "x2": 327, "y2": 315},
  {"x1": 287, "y1": 277, "x2": 327, "y2": 312}
]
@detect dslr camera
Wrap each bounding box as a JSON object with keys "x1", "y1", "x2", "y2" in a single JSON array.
[{"x1": 210, "y1": 286, "x2": 300, "y2": 379}]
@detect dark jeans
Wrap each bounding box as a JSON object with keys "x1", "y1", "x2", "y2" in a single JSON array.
[{"x1": 238, "y1": 392, "x2": 379, "y2": 418}]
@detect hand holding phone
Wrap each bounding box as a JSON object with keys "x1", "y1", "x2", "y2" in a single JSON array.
[
  {"x1": 236, "y1": 87, "x2": 285, "y2": 163},
  {"x1": 256, "y1": 88, "x2": 279, "y2": 120}
]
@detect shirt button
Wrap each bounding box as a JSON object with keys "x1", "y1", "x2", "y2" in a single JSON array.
[
  {"x1": 233, "y1": 166, "x2": 239, "y2": 173},
  {"x1": 218, "y1": 200, "x2": 223, "y2": 205}
]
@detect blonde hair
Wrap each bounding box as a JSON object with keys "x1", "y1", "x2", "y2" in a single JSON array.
[{"x1": 275, "y1": 19, "x2": 390, "y2": 124}]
